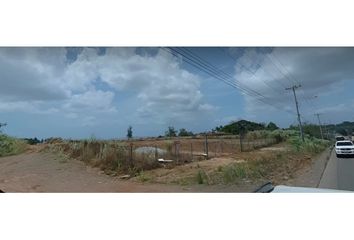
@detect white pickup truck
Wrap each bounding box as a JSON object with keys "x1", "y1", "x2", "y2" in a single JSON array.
[{"x1": 335, "y1": 140, "x2": 354, "y2": 157}]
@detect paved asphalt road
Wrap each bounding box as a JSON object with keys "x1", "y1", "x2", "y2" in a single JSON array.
[{"x1": 319, "y1": 149, "x2": 354, "y2": 191}]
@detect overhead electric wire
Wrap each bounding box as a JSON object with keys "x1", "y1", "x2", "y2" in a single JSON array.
[
  {"x1": 161, "y1": 47, "x2": 296, "y2": 115},
  {"x1": 175, "y1": 47, "x2": 270, "y2": 100},
  {"x1": 168, "y1": 47, "x2": 267, "y2": 100},
  {"x1": 218, "y1": 47, "x2": 288, "y2": 97},
  {"x1": 268, "y1": 50, "x2": 319, "y2": 115},
  {"x1": 220, "y1": 47, "x2": 320, "y2": 120}
]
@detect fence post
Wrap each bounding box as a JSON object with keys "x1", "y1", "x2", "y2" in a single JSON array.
[
  {"x1": 175, "y1": 141, "x2": 180, "y2": 164},
  {"x1": 214, "y1": 142, "x2": 217, "y2": 158},
  {"x1": 155, "y1": 145, "x2": 158, "y2": 161},
  {"x1": 190, "y1": 142, "x2": 193, "y2": 161},
  {"x1": 205, "y1": 133, "x2": 209, "y2": 159},
  {"x1": 129, "y1": 143, "x2": 133, "y2": 167}
]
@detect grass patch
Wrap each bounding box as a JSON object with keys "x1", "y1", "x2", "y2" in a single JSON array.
[
  {"x1": 136, "y1": 171, "x2": 153, "y2": 182},
  {"x1": 0, "y1": 134, "x2": 27, "y2": 157},
  {"x1": 221, "y1": 164, "x2": 247, "y2": 183},
  {"x1": 288, "y1": 136, "x2": 330, "y2": 154}
]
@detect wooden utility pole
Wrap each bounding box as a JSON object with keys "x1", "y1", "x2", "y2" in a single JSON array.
[
  {"x1": 315, "y1": 113, "x2": 324, "y2": 139},
  {"x1": 286, "y1": 85, "x2": 305, "y2": 142}
]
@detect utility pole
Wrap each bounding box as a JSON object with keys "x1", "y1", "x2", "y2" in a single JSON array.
[
  {"x1": 315, "y1": 113, "x2": 324, "y2": 139},
  {"x1": 286, "y1": 85, "x2": 305, "y2": 142}
]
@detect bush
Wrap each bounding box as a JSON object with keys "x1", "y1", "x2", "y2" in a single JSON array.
[
  {"x1": 221, "y1": 164, "x2": 248, "y2": 183},
  {"x1": 288, "y1": 135, "x2": 329, "y2": 154},
  {"x1": 0, "y1": 134, "x2": 27, "y2": 157}
]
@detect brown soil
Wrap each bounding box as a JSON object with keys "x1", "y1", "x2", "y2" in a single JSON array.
[
  {"x1": 0, "y1": 146, "x2": 257, "y2": 192},
  {"x1": 0, "y1": 143, "x2": 325, "y2": 193}
]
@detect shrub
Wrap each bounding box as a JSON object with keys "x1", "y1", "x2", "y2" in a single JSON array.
[
  {"x1": 221, "y1": 164, "x2": 248, "y2": 183},
  {"x1": 0, "y1": 134, "x2": 27, "y2": 157}
]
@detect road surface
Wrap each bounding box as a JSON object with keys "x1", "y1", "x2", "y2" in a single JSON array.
[
  {"x1": 319, "y1": 148, "x2": 354, "y2": 191},
  {"x1": 0, "y1": 151, "x2": 255, "y2": 192}
]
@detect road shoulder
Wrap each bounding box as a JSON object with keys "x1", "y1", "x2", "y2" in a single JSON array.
[{"x1": 285, "y1": 148, "x2": 332, "y2": 188}]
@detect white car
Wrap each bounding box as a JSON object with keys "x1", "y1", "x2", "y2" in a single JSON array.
[{"x1": 335, "y1": 140, "x2": 354, "y2": 157}]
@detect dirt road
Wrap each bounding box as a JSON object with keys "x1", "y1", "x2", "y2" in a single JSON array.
[
  {"x1": 0, "y1": 151, "x2": 255, "y2": 192},
  {"x1": 0, "y1": 151, "x2": 190, "y2": 192}
]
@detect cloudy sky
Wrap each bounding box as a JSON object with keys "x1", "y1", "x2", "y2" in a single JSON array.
[{"x1": 0, "y1": 47, "x2": 353, "y2": 139}]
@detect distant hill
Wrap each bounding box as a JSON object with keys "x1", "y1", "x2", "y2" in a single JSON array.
[
  {"x1": 326, "y1": 121, "x2": 354, "y2": 136},
  {"x1": 214, "y1": 120, "x2": 279, "y2": 135},
  {"x1": 288, "y1": 121, "x2": 354, "y2": 139}
]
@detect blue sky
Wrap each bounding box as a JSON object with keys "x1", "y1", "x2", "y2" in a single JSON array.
[{"x1": 0, "y1": 47, "x2": 354, "y2": 139}]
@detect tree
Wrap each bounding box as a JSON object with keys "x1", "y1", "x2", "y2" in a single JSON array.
[
  {"x1": 266, "y1": 122, "x2": 279, "y2": 131},
  {"x1": 127, "y1": 126, "x2": 133, "y2": 139},
  {"x1": 337, "y1": 128, "x2": 348, "y2": 136},
  {"x1": 165, "y1": 126, "x2": 177, "y2": 137},
  {"x1": 217, "y1": 120, "x2": 265, "y2": 135},
  {"x1": 178, "y1": 128, "x2": 194, "y2": 137},
  {"x1": 0, "y1": 122, "x2": 7, "y2": 133}
]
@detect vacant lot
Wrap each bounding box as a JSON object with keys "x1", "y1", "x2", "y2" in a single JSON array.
[
  {"x1": 42, "y1": 135, "x2": 279, "y2": 176},
  {"x1": 0, "y1": 132, "x2": 330, "y2": 192}
]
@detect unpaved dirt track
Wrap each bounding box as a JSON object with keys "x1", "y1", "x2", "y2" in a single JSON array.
[
  {"x1": 0, "y1": 152, "x2": 189, "y2": 192},
  {"x1": 0, "y1": 151, "x2": 254, "y2": 192}
]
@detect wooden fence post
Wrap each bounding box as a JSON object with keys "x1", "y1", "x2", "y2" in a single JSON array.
[
  {"x1": 205, "y1": 133, "x2": 209, "y2": 159},
  {"x1": 129, "y1": 143, "x2": 133, "y2": 167},
  {"x1": 220, "y1": 140, "x2": 223, "y2": 154},
  {"x1": 155, "y1": 145, "x2": 158, "y2": 161},
  {"x1": 175, "y1": 141, "x2": 180, "y2": 164},
  {"x1": 214, "y1": 142, "x2": 217, "y2": 158},
  {"x1": 190, "y1": 142, "x2": 193, "y2": 161}
]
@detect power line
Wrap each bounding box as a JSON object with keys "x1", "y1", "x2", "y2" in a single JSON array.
[
  {"x1": 286, "y1": 84, "x2": 305, "y2": 141},
  {"x1": 219, "y1": 48, "x2": 288, "y2": 98},
  {"x1": 269, "y1": 50, "x2": 320, "y2": 115},
  {"x1": 161, "y1": 47, "x2": 296, "y2": 115}
]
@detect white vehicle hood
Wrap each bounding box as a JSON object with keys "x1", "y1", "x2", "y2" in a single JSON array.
[
  {"x1": 336, "y1": 145, "x2": 354, "y2": 149},
  {"x1": 272, "y1": 185, "x2": 350, "y2": 193}
]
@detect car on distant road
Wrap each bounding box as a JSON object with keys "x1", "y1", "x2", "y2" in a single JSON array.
[
  {"x1": 335, "y1": 140, "x2": 354, "y2": 158},
  {"x1": 336, "y1": 136, "x2": 345, "y2": 141}
]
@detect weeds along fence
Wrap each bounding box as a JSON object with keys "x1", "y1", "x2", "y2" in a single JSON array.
[{"x1": 44, "y1": 135, "x2": 278, "y2": 174}]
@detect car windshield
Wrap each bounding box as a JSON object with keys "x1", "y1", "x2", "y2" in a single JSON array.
[{"x1": 337, "y1": 142, "x2": 353, "y2": 146}]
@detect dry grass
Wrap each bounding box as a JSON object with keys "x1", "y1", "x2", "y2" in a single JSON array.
[
  {"x1": 42, "y1": 135, "x2": 279, "y2": 177},
  {"x1": 0, "y1": 134, "x2": 28, "y2": 157}
]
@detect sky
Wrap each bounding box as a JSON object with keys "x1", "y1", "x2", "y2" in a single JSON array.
[{"x1": 0, "y1": 47, "x2": 354, "y2": 139}]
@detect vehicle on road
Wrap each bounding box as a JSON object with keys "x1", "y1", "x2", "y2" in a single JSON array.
[
  {"x1": 336, "y1": 136, "x2": 346, "y2": 141},
  {"x1": 335, "y1": 140, "x2": 354, "y2": 158}
]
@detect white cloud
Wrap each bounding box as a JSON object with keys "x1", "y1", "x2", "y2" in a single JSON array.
[
  {"x1": 62, "y1": 89, "x2": 116, "y2": 113},
  {"x1": 63, "y1": 48, "x2": 215, "y2": 124},
  {"x1": 0, "y1": 47, "x2": 215, "y2": 127},
  {"x1": 0, "y1": 48, "x2": 70, "y2": 101}
]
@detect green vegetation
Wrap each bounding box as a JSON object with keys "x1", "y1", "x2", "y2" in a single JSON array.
[
  {"x1": 127, "y1": 126, "x2": 133, "y2": 139},
  {"x1": 194, "y1": 130, "x2": 330, "y2": 185},
  {"x1": 136, "y1": 170, "x2": 153, "y2": 182},
  {"x1": 178, "y1": 128, "x2": 194, "y2": 137},
  {"x1": 23, "y1": 137, "x2": 42, "y2": 145},
  {"x1": 329, "y1": 121, "x2": 354, "y2": 136},
  {"x1": 214, "y1": 119, "x2": 279, "y2": 135},
  {"x1": 266, "y1": 122, "x2": 279, "y2": 131},
  {"x1": 0, "y1": 134, "x2": 27, "y2": 157},
  {"x1": 165, "y1": 126, "x2": 177, "y2": 137},
  {"x1": 288, "y1": 135, "x2": 329, "y2": 153}
]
